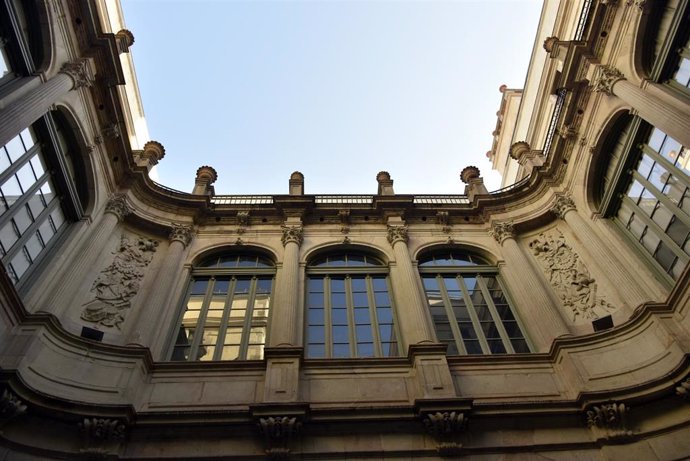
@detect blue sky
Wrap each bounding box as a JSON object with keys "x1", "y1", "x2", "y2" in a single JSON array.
[{"x1": 121, "y1": 0, "x2": 543, "y2": 195}]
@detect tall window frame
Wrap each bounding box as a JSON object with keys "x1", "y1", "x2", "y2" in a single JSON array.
[
  {"x1": 418, "y1": 250, "x2": 531, "y2": 355},
  {"x1": 170, "y1": 252, "x2": 275, "y2": 362},
  {"x1": 609, "y1": 122, "x2": 690, "y2": 281},
  {"x1": 305, "y1": 252, "x2": 400, "y2": 359}
]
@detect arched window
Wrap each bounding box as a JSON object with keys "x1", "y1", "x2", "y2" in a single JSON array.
[
  {"x1": 613, "y1": 124, "x2": 690, "y2": 280},
  {"x1": 170, "y1": 252, "x2": 275, "y2": 361},
  {"x1": 0, "y1": 113, "x2": 88, "y2": 286},
  {"x1": 418, "y1": 250, "x2": 530, "y2": 355},
  {"x1": 305, "y1": 251, "x2": 400, "y2": 358}
]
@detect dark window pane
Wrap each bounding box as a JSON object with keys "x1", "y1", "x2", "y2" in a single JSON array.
[
  {"x1": 355, "y1": 325, "x2": 373, "y2": 342},
  {"x1": 307, "y1": 325, "x2": 325, "y2": 342},
  {"x1": 377, "y1": 307, "x2": 393, "y2": 323},
  {"x1": 464, "y1": 340, "x2": 483, "y2": 355},
  {"x1": 352, "y1": 292, "x2": 368, "y2": 307},
  {"x1": 330, "y1": 278, "x2": 345, "y2": 292},
  {"x1": 379, "y1": 324, "x2": 394, "y2": 342},
  {"x1": 332, "y1": 325, "x2": 349, "y2": 342},
  {"x1": 307, "y1": 344, "x2": 325, "y2": 358},
  {"x1": 481, "y1": 322, "x2": 501, "y2": 339},
  {"x1": 354, "y1": 307, "x2": 370, "y2": 324},
  {"x1": 333, "y1": 344, "x2": 350, "y2": 358},
  {"x1": 332, "y1": 308, "x2": 348, "y2": 325},
  {"x1": 213, "y1": 279, "x2": 229, "y2": 294},
  {"x1": 374, "y1": 291, "x2": 390, "y2": 307},
  {"x1": 308, "y1": 308, "x2": 324, "y2": 324},
  {"x1": 357, "y1": 343, "x2": 374, "y2": 357},
  {"x1": 308, "y1": 292, "x2": 324, "y2": 307},
  {"x1": 190, "y1": 279, "x2": 208, "y2": 295},
  {"x1": 256, "y1": 278, "x2": 272, "y2": 293},
  {"x1": 371, "y1": 277, "x2": 388, "y2": 291},
  {"x1": 459, "y1": 322, "x2": 478, "y2": 339},
  {"x1": 487, "y1": 340, "x2": 507, "y2": 354},
  {"x1": 511, "y1": 339, "x2": 531, "y2": 353},
  {"x1": 308, "y1": 277, "x2": 324, "y2": 292},
  {"x1": 332, "y1": 292, "x2": 346, "y2": 308},
  {"x1": 350, "y1": 277, "x2": 366, "y2": 292}
]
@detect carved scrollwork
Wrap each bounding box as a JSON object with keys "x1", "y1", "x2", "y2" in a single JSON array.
[
  {"x1": 489, "y1": 222, "x2": 515, "y2": 245},
  {"x1": 529, "y1": 231, "x2": 616, "y2": 323},
  {"x1": 104, "y1": 193, "x2": 131, "y2": 222},
  {"x1": 60, "y1": 59, "x2": 94, "y2": 89},
  {"x1": 281, "y1": 225, "x2": 304, "y2": 247},
  {"x1": 0, "y1": 389, "x2": 27, "y2": 425},
  {"x1": 386, "y1": 225, "x2": 409, "y2": 246},
  {"x1": 258, "y1": 416, "x2": 301, "y2": 459},
  {"x1": 81, "y1": 235, "x2": 158, "y2": 329},
  {"x1": 586, "y1": 402, "x2": 633, "y2": 440},
  {"x1": 169, "y1": 223, "x2": 193, "y2": 247},
  {"x1": 552, "y1": 195, "x2": 577, "y2": 220},
  {"x1": 591, "y1": 65, "x2": 625, "y2": 96},
  {"x1": 79, "y1": 417, "x2": 127, "y2": 455}
]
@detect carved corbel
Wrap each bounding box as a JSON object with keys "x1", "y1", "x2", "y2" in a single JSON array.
[
  {"x1": 338, "y1": 210, "x2": 350, "y2": 235},
  {"x1": 237, "y1": 211, "x2": 249, "y2": 234},
  {"x1": 0, "y1": 389, "x2": 27, "y2": 427},
  {"x1": 78, "y1": 417, "x2": 127, "y2": 456},
  {"x1": 436, "y1": 211, "x2": 452, "y2": 234},
  {"x1": 258, "y1": 416, "x2": 302, "y2": 459},
  {"x1": 586, "y1": 402, "x2": 633, "y2": 441},
  {"x1": 676, "y1": 376, "x2": 690, "y2": 401},
  {"x1": 422, "y1": 411, "x2": 468, "y2": 457}
]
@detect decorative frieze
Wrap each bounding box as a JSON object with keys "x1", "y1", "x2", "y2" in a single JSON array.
[
  {"x1": 104, "y1": 193, "x2": 131, "y2": 221},
  {"x1": 551, "y1": 194, "x2": 577, "y2": 220},
  {"x1": 169, "y1": 223, "x2": 193, "y2": 247},
  {"x1": 586, "y1": 402, "x2": 633, "y2": 441},
  {"x1": 281, "y1": 225, "x2": 304, "y2": 247},
  {"x1": 59, "y1": 59, "x2": 94, "y2": 89},
  {"x1": 386, "y1": 225, "x2": 409, "y2": 246},
  {"x1": 258, "y1": 416, "x2": 301, "y2": 459},
  {"x1": 81, "y1": 235, "x2": 159, "y2": 329},
  {"x1": 0, "y1": 389, "x2": 27, "y2": 425},
  {"x1": 529, "y1": 231, "x2": 616, "y2": 323},
  {"x1": 489, "y1": 221, "x2": 515, "y2": 245},
  {"x1": 591, "y1": 65, "x2": 625, "y2": 96}
]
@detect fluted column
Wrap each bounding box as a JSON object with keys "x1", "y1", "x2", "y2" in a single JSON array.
[
  {"x1": 270, "y1": 223, "x2": 303, "y2": 346},
  {"x1": 490, "y1": 222, "x2": 570, "y2": 351},
  {"x1": 49, "y1": 194, "x2": 130, "y2": 317},
  {"x1": 592, "y1": 66, "x2": 690, "y2": 147},
  {"x1": 127, "y1": 223, "x2": 194, "y2": 349},
  {"x1": 386, "y1": 224, "x2": 435, "y2": 347},
  {"x1": 0, "y1": 60, "x2": 94, "y2": 147},
  {"x1": 552, "y1": 195, "x2": 645, "y2": 312}
]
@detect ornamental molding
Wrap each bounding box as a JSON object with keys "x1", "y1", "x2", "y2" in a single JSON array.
[
  {"x1": 591, "y1": 65, "x2": 625, "y2": 96},
  {"x1": 626, "y1": 0, "x2": 647, "y2": 10},
  {"x1": 169, "y1": 223, "x2": 194, "y2": 247},
  {"x1": 81, "y1": 235, "x2": 158, "y2": 329},
  {"x1": 281, "y1": 225, "x2": 304, "y2": 247},
  {"x1": 489, "y1": 222, "x2": 515, "y2": 245},
  {"x1": 386, "y1": 225, "x2": 409, "y2": 246},
  {"x1": 258, "y1": 416, "x2": 302, "y2": 459},
  {"x1": 586, "y1": 402, "x2": 633, "y2": 441},
  {"x1": 104, "y1": 193, "x2": 131, "y2": 221},
  {"x1": 529, "y1": 231, "x2": 617, "y2": 323},
  {"x1": 423, "y1": 411, "x2": 468, "y2": 457},
  {"x1": 79, "y1": 417, "x2": 127, "y2": 455},
  {"x1": 338, "y1": 210, "x2": 351, "y2": 235},
  {"x1": 0, "y1": 389, "x2": 27, "y2": 425},
  {"x1": 551, "y1": 194, "x2": 577, "y2": 220},
  {"x1": 60, "y1": 59, "x2": 94, "y2": 89}
]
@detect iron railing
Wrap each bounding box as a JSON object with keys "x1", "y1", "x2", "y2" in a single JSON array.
[
  {"x1": 211, "y1": 195, "x2": 274, "y2": 205},
  {"x1": 542, "y1": 88, "x2": 568, "y2": 158},
  {"x1": 413, "y1": 195, "x2": 470, "y2": 205},
  {"x1": 488, "y1": 176, "x2": 531, "y2": 195},
  {"x1": 315, "y1": 195, "x2": 374, "y2": 204},
  {"x1": 573, "y1": 0, "x2": 594, "y2": 41}
]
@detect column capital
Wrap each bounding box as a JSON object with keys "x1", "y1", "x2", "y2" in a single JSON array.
[
  {"x1": 552, "y1": 194, "x2": 577, "y2": 219},
  {"x1": 489, "y1": 221, "x2": 515, "y2": 245},
  {"x1": 387, "y1": 225, "x2": 409, "y2": 246},
  {"x1": 59, "y1": 59, "x2": 94, "y2": 90},
  {"x1": 104, "y1": 193, "x2": 131, "y2": 221},
  {"x1": 591, "y1": 65, "x2": 625, "y2": 96},
  {"x1": 169, "y1": 223, "x2": 194, "y2": 247},
  {"x1": 281, "y1": 225, "x2": 304, "y2": 247}
]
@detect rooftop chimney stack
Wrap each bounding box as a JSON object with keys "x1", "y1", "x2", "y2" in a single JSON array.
[{"x1": 193, "y1": 165, "x2": 218, "y2": 196}]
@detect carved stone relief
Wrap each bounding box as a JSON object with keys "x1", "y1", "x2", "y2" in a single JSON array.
[
  {"x1": 81, "y1": 235, "x2": 158, "y2": 329},
  {"x1": 529, "y1": 231, "x2": 616, "y2": 323},
  {"x1": 0, "y1": 389, "x2": 27, "y2": 426},
  {"x1": 422, "y1": 411, "x2": 467, "y2": 457},
  {"x1": 79, "y1": 417, "x2": 127, "y2": 456}
]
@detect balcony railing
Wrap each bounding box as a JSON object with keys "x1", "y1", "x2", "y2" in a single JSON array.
[
  {"x1": 542, "y1": 88, "x2": 568, "y2": 158},
  {"x1": 212, "y1": 195, "x2": 275, "y2": 205},
  {"x1": 573, "y1": 0, "x2": 594, "y2": 41},
  {"x1": 413, "y1": 195, "x2": 470, "y2": 205},
  {"x1": 315, "y1": 195, "x2": 374, "y2": 204}
]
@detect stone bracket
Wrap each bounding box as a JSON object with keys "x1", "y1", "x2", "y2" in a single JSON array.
[
  {"x1": 415, "y1": 398, "x2": 472, "y2": 457},
  {"x1": 251, "y1": 403, "x2": 308, "y2": 460}
]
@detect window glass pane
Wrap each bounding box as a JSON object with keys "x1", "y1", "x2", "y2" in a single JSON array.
[
  {"x1": 25, "y1": 232, "x2": 43, "y2": 260},
  {"x1": 464, "y1": 340, "x2": 483, "y2": 355},
  {"x1": 307, "y1": 325, "x2": 325, "y2": 342},
  {"x1": 246, "y1": 345, "x2": 263, "y2": 360},
  {"x1": 16, "y1": 162, "x2": 36, "y2": 192},
  {"x1": 308, "y1": 308, "x2": 324, "y2": 324},
  {"x1": 190, "y1": 279, "x2": 208, "y2": 295},
  {"x1": 332, "y1": 326, "x2": 349, "y2": 343},
  {"x1": 0, "y1": 221, "x2": 18, "y2": 253},
  {"x1": 355, "y1": 325, "x2": 373, "y2": 342},
  {"x1": 37, "y1": 216, "x2": 55, "y2": 244},
  {"x1": 20, "y1": 129, "x2": 35, "y2": 149},
  {"x1": 10, "y1": 248, "x2": 30, "y2": 280},
  {"x1": 14, "y1": 205, "x2": 33, "y2": 234},
  {"x1": 354, "y1": 307, "x2": 370, "y2": 324},
  {"x1": 357, "y1": 343, "x2": 374, "y2": 357},
  {"x1": 1, "y1": 175, "x2": 22, "y2": 209},
  {"x1": 256, "y1": 278, "x2": 272, "y2": 293},
  {"x1": 637, "y1": 154, "x2": 654, "y2": 179},
  {"x1": 308, "y1": 344, "x2": 325, "y2": 358},
  {"x1": 333, "y1": 344, "x2": 349, "y2": 357},
  {"x1": 5, "y1": 136, "x2": 25, "y2": 162},
  {"x1": 50, "y1": 208, "x2": 65, "y2": 230},
  {"x1": 27, "y1": 189, "x2": 45, "y2": 218},
  {"x1": 648, "y1": 128, "x2": 665, "y2": 152},
  {"x1": 0, "y1": 150, "x2": 10, "y2": 175},
  {"x1": 332, "y1": 308, "x2": 348, "y2": 325},
  {"x1": 213, "y1": 279, "x2": 229, "y2": 294},
  {"x1": 220, "y1": 345, "x2": 240, "y2": 360}
]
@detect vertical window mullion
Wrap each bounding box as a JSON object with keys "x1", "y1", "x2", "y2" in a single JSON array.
[
  {"x1": 495, "y1": 273, "x2": 535, "y2": 352},
  {"x1": 345, "y1": 275, "x2": 356, "y2": 358},
  {"x1": 367, "y1": 275, "x2": 383, "y2": 357},
  {"x1": 324, "y1": 275, "x2": 333, "y2": 358},
  {"x1": 213, "y1": 277, "x2": 235, "y2": 361},
  {"x1": 190, "y1": 278, "x2": 215, "y2": 361},
  {"x1": 240, "y1": 277, "x2": 259, "y2": 360},
  {"x1": 457, "y1": 275, "x2": 490, "y2": 354},
  {"x1": 477, "y1": 275, "x2": 514, "y2": 354},
  {"x1": 438, "y1": 274, "x2": 466, "y2": 355}
]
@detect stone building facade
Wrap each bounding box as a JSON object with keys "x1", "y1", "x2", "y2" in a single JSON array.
[{"x1": 1, "y1": 0, "x2": 690, "y2": 459}]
